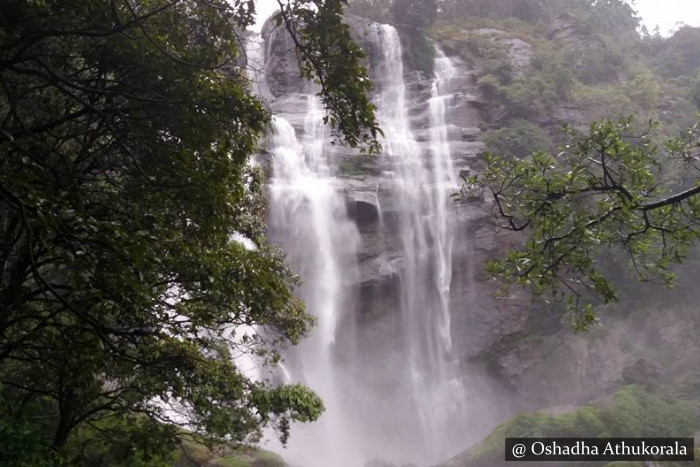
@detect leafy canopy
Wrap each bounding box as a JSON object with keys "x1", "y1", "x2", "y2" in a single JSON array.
[
  {"x1": 466, "y1": 118, "x2": 700, "y2": 330},
  {"x1": 0, "y1": 0, "x2": 379, "y2": 463}
]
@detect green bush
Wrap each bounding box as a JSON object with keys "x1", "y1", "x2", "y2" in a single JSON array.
[
  {"x1": 400, "y1": 30, "x2": 436, "y2": 76},
  {"x1": 555, "y1": 33, "x2": 633, "y2": 86},
  {"x1": 391, "y1": 0, "x2": 436, "y2": 31},
  {"x1": 432, "y1": 21, "x2": 578, "y2": 121},
  {"x1": 505, "y1": 76, "x2": 559, "y2": 117},
  {"x1": 346, "y1": 0, "x2": 391, "y2": 23},
  {"x1": 482, "y1": 120, "x2": 552, "y2": 158},
  {"x1": 652, "y1": 26, "x2": 700, "y2": 78},
  {"x1": 623, "y1": 68, "x2": 660, "y2": 111},
  {"x1": 64, "y1": 416, "x2": 178, "y2": 467},
  {"x1": 690, "y1": 71, "x2": 700, "y2": 109},
  {"x1": 571, "y1": 83, "x2": 637, "y2": 120}
]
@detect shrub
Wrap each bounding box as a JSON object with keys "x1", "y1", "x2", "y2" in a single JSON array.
[{"x1": 482, "y1": 120, "x2": 552, "y2": 158}]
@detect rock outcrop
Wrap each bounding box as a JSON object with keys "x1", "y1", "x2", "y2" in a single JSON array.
[{"x1": 473, "y1": 28, "x2": 533, "y2": 70}]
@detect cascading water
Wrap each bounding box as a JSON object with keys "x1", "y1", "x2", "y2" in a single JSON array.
[
  {"x1": 245, "y1": 32, "x2": 273, "y2": 102},
  {"x1": 266, "y1": 96, "x2": 363, "y2": 467},
  {"x1": 369, "y1": 25, "x2": 470, "y2": 463},
  {"x1": 257, "y1": 19, "x2": 489, "y2": 467}
]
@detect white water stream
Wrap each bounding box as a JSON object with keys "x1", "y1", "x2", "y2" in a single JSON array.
[
  {"x1": 266, "y1": 97, "x2": 364, "y2": 466},
  {"x1": 369, "y1": 25, "x2": 469, "y2": 463}
]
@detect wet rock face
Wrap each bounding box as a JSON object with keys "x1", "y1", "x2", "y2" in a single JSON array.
[
  {"x1": 347, "y1": 197, "x2": 381, "y2": 227},
  {"x1": 261, "y1": 19, "x2": 305, "y2": 97},
  {"x1": 623, "y1": 358, "x2": 662, "y2": 385}
]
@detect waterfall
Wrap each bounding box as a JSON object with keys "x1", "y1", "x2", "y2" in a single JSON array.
[
  {"x1": 266, "y1": 97, "x2": 363, "y2": 467},
  {"x1": 258, "y1": 22, "x2": 485, "y2": 467},
  {"x1": 370, "y1": 25, "x2": 469, "y2": 462},
  {"x1": 244, "y1": 32, "x2": 273, "y2": 102}
]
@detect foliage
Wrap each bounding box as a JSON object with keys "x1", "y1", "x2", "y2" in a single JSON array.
[
  {"x1": 63, "y1": 420, "x2": 287, "y2": 467},
  {"x1": 563, "y1": 35, "x2": 629, "y2": 86},
  {"x1": 399, "y1": 30, "x2": 435, "y2": 76},
  {"x1": 0, "y1": 0, "x2": 376, "y2": 462},
  {"x1": 437, "y1": 0, "x2": 639, "y2": 38},
  {"x1": 345, "y1": 0, "x2": 391, "y2": 24},
  {"x1": 430, "y1": 22, "x2": 511, "y2": 66},
  {"x1": 0, "y1": 389, "x2": 57, "y2": 466},
  {"x1": 651, "y1": 26, "x2": 700, "y2": 78},
  {"x1": 391, "y1": 0, "x2": 437, "y2": 31},
  {"x1": 562, "y1": 0, "x2": 640, "y2": 39},
  {"x1": 473, "y1": 62, "x2": 566, "y2": 121},
  {"x1": 432, "y1": 19, "x2": 606, "y2": 121},
  {"x1": 569, "y1": 83, "x2": 637, "y2": 119},
  {"x1": 482, "y1": 120, "x2": 552, "y2": 159},
  {"x1": 274, "y1": 0, "x2": 382, "y2": 152},
  {"x1": 431, "y1": 0, "x2": 647, "y2": 120},
  {"x1": 64, "y1": 416, "x2": 177, "y2": 467},
  {"x1": 466, "y1": 385, "x2": 698, "y2": 466},
  {"x1": 691, "y1": 72, "x2": 700, "y2": 109},
  {"x1": 436, "y1": 5, "x2": 700, "y2": 329},
  {"x1": 622, "y1": 68, "x2": 660, "y2": 111},
  {"x1": 437, "y1": 0, "x2": 552, "y2": 25},
  {"x1": 465, "y1": 118, "x2": 700, "y2": 329}
]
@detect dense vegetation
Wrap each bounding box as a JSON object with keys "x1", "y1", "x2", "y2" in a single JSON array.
[
  {"x1": 0, "y1": 0, "x2": 380, "y2": 464},
  {"x1": 429, "y1": 3, "x2": 696, "y2": 132}
]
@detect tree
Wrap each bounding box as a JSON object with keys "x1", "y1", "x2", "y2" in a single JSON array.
[
  {"x1": 436, "y1": 0, "x2": 639, "y2": 35},
  {"x1": 274, "y1": 0, "x2": 382, "y2": 152},
  {"x1": 438, "y1": 0, "x2": 550, "y2": 24},
  {"x1": 653, "y1": 26, "x2": 700, "y2": 78},
  {"x1": 0, "y1": 0, "x2": 379, "y2": 463},
  {"x1": 466, "y1": 118, "x2": 700, "y2": 330},
  {"x1": 391, "y1": 0, "x2": 436, "y2": 31},
  {"x1": 565, "y1": 0, "x2": 640, "y2": 38},
  {"x1": 346, "y1": 0, "x2": 391, "y2": 24}
]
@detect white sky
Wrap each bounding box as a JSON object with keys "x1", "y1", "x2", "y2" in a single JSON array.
[
  {"x1": 634, "y1": 0, "x2": 700, "y2": 36},
  {"x1": 251, "y1": 0, "x2": 280, "y2": 32},
  {"x1": 251, "y1": 0, "x2": 700, "y2": 36}
]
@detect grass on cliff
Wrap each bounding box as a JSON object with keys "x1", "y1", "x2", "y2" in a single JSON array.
[{"x1": 464, "y1": 385, "x2": 698, "y2": 467}]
